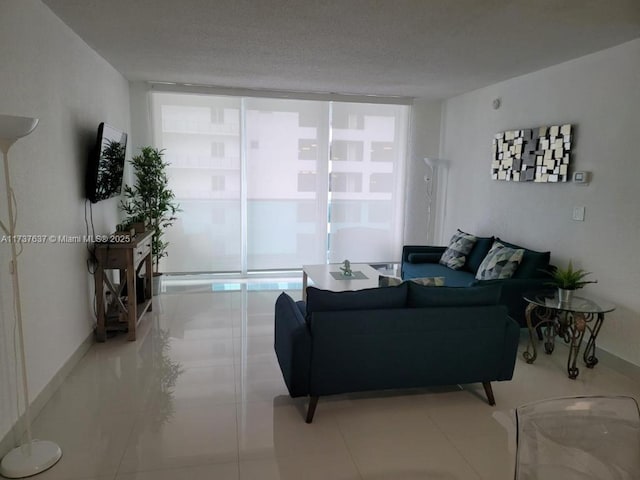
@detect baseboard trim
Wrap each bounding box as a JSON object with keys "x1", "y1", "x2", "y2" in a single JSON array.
[
  {"x1": 0, "y1": 331, "x2": 94, "y2": 457},
  {"x1": 596, "y1": 347, "x2": 640, "y2": 383}
]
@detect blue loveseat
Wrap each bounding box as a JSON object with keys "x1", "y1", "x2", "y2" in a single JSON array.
[
  {"x1": 274, "y1": 282, "x2": 520, "y2": 422},
  {"x1": 401, "y1": 236, "x2": 551, "y2": 327}
]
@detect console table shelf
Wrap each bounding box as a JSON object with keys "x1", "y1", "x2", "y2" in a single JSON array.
[{"x1": 94, "y1": 231, "x2": 153, "y2": 341}]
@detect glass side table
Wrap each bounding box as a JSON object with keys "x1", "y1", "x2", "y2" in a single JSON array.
[{"x1": 523, "y1": 290, "x2": 615, "y2": 379}]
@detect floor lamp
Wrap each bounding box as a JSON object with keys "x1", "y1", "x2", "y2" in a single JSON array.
[
  {"x1": 424, "y1": 157, "x2": 449, "y2": 244},
  {"x1": 423, "y1": 158, "x2": 436, "y2": 243},
  {"x1": 0, "y1": 115, "x2": 62, "y2": 478}
]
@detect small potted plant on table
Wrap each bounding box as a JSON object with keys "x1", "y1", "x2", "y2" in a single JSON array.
[
  {"x1": 120, "y1": 147, "x2": 179, "y2": 295},
  {"x1": 547, "y1": 261, "x2": 596, "y2": 304}
]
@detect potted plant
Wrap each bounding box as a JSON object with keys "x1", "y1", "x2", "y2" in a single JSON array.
[
  {"x1": 546, "y1": 261, "x2": 596, "y2": 304},
  {"x1": 120, "y1": 147, "x2": 179, "y2": 294}
]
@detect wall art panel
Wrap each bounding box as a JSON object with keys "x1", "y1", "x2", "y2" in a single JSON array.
[{"x1": 491, "y1": 124, "x2": 572, "y2": 182}]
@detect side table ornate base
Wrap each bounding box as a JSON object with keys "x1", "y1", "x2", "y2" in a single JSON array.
[{"x1": 523, "y1": 291, "x2": 614, "y2": 379}]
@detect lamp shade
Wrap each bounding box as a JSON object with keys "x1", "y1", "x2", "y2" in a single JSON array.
[{"x1": 0, "y1": 115, "x2": 38, "y2": 148}]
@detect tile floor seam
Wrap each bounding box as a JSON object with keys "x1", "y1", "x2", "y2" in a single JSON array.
[
  {"x1": 334, "y1": 412, "x2": 369, "y2": 480},
  {"x1": 422, "y1": 402, "x2": 485, "y2": 480},
  {"x1": 113, "y1": 407, "x2": 147, "y2": 479},
  {"x1": 114, "y1": 460, "x2": 241, "y2": 479},
  {"x1": 438, "y1": 433, "x2": 485, "y2": 480}
]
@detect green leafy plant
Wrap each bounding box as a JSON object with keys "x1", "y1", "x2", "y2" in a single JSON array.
[
  {"x1": 120, "y1": 147, "x2": 180, "y2": 273},
  {"x1": 546, "y1": 261, "x2": 597, "y2": 290}
]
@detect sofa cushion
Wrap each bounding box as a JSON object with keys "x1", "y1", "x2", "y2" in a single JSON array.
[
  {"x1": 439, "y1": 229, "x2": 477, "y2": 270},
  {"x1": 464, "y1": 235, "x2": 495, "y2": 274},
  {"x1": 407, "y1": 283, "x2": 502, "y2": 308},
  {"x1": 496, "y1": 238, "x2": 551, "y2": 279},
  {"x1": 475, "y1": 241, "x2": 524, "y2": 280},
  {"x1": 379, "y1": 275, "x2": 445, "y2": 287},
  {"x1": 305, "y1": 284, "x2": 408, "y2": 321}
]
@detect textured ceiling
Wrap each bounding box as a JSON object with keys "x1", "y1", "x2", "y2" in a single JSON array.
[{"x1": 43, "y1": 0, "x2": 640, "y2": 99}]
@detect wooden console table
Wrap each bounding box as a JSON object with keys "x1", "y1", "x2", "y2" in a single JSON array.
[{"x1": 94, "y1": 231, "x2": 153, "y2": 341}]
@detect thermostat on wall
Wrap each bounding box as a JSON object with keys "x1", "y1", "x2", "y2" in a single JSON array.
[{"x1": 572, "y1": 171, "x2": 590, "y2": 185}]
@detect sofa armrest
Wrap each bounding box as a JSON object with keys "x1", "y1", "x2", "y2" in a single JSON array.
[
  {"x1": 401, "y1": 246, "x2": 446, "y2": 278},
  {"x1": 402, "y1": 245, "x2": 447, "y2": 263},
  {"x1": 499, "y1": 316, "x2": 521, "y2": 380},
  {"x1": 471, "y1": 277, "x2": 549, "y2": 327},
  {"x1": 274, "y1": 293, "x2": 311, "y2": 397},
  {"x1": 407, "y1": 252, "x2": 443, "y2": 264}
]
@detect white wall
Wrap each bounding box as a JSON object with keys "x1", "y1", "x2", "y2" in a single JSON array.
[
  {"x1": 0, "y1": 0, "x2": 130, "y2": 442},
  {"x1": 439, "y1": 39, "x2": 640, "y2": 365},
  {"x1": 129, "y1": 82, "x2": 154, "y2": 153}
]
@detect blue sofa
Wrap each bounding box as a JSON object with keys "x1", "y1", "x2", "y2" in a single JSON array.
[
  {"x1": 274, "y1": 282, "x2": 520, "y2": 422},
  {"x1": 401, "y1": 236, "x2": 551, "y2": 327}
]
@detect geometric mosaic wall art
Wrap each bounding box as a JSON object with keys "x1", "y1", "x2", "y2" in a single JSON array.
[{"x1": 492, "y1": 124, "x2": 572, "y2": 182}]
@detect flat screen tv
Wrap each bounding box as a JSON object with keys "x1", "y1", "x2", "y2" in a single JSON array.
[{"x1": 86, "y1": 122, "x2": 127, "y2": 203}]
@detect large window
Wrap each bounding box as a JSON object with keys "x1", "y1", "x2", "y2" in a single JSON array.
[{"x1": 151, "y1": 92, "x2": 408, "y2": 273}]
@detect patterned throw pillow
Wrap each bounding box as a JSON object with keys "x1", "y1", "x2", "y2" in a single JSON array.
[
  {"x1": 411, "y1": 276, "x2": 445, "y2": 287},
  {"x1": 475, "y1": 241, "x2": 525, "y2": 280},
  {"x1": 439, "y1": 230, "x2": 477, "y2": 270},
  {"x1": 378, "y1": 275, "x2": 445, "y2": 287},
  {"x1": 378, "y1": 275, "x2": 404, "y2": 287}
]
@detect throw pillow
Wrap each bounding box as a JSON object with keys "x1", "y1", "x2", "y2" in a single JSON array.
[
  {"x1": 475, "y1": 241, "x2": 525, "y2": 280},
  {"x1": 378, "y1": 275, "x2": 403, "y2": 287},
  {"x1": 378, "y1": 275, "x2": 445, "y2": 287},
  {"x1": 495, "y1": 238, "x2": 551, "y2": 279},
  {"x1": 439, "y1": 229, "x2": 477, "y2": 270},
  {"x1": 464, "y1": 235, "x2": 495, "y2": 273},
  {"x1": 411, "y1": 276, "x2": 445, "y2": 287}
]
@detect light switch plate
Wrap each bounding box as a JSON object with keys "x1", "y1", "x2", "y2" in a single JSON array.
[{"x1": 572, "y1": 206, "x2": 585, "y2": 221}]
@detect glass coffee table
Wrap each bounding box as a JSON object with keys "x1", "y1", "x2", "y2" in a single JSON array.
[
  {"x1": 302, "y1": 263, "x2": 381, "y2": 301},
  {"x1": 523, "y1": 290, "x2": 615, "y2": 379}
]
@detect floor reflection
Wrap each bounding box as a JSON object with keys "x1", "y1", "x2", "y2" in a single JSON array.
[{"x1": 23, "y1": 279, "x2": 640, "y2": 480}]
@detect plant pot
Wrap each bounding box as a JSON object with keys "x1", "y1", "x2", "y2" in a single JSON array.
[
  {"x1": 558, "y1": 288, "x2": 574, "y2": 305},
  {"x1": 131, "y1": 222, "x2": 146, "y2": 234},
  {"x1": 152, "y1": 273, "x2": 163, "y2": 296}
]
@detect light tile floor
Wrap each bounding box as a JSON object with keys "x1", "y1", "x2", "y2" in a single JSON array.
[{"x1": 13, "y1": 282, "x2": 640, "y2": 480}]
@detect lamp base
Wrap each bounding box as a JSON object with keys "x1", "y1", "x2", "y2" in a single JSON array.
[{"x1": 0, "y1": 440, "x2": 62, "y2": 478}]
